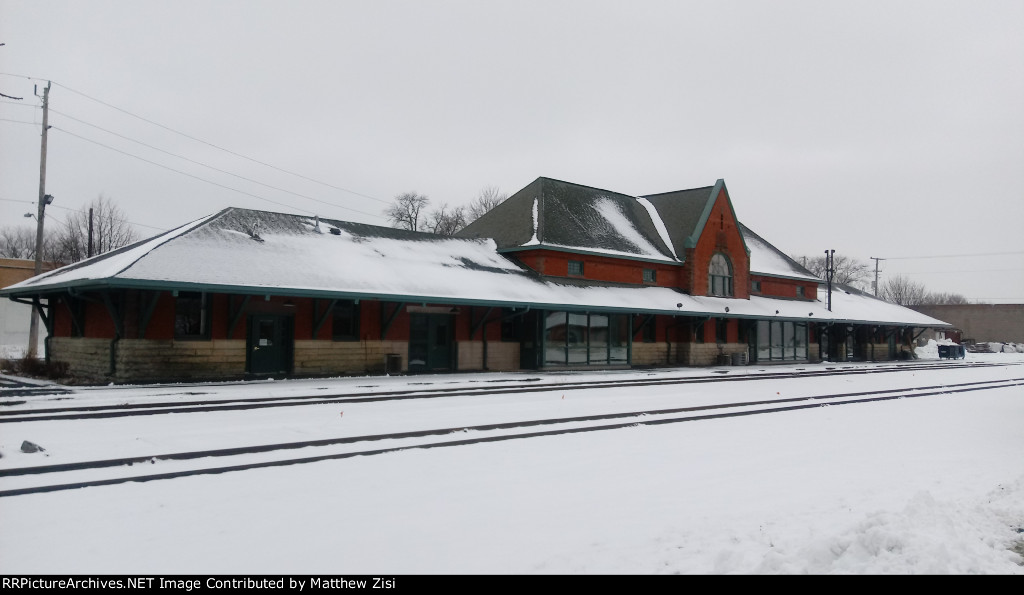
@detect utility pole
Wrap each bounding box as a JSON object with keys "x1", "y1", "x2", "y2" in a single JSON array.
[
  {"x1": 88, "y1": 207, "x2": 94, "y2": 257},
  {"x1": 824, "y1": 249, "x2": 835, "y2": 312},
  {"x1": 27, "y1": 81, "x2": 52, "y2": 359},
  {"x1": 869, "y1": 257, "x2": 885, "y2": 296}
]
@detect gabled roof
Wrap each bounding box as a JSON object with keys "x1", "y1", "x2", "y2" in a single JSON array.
[
  {"x1": 642, "y1": 179, "x2": 753, "y2": 260},
  {"x1": 738, "y1": 223, "x2": 821, "y2": 282},
  {"x1": 1, "y1": 205, "x2": 949, "y2": 328},
  {"x1": 458, "y1": 177, "x2": 677, "y2": 263}
]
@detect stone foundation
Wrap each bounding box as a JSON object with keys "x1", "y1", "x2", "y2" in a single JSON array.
[
  {"x1": 456, "y1": 341, "x2": 519, "y2": 372},
  {"x1": 677, "y1": 342, "x2": 749, "y2": 366},
  {"x1": 294, "y1": 340, "x2": 408, "y2": 375},
  {"x1": 48, "y1": 337, "x2": 113, "y2": 381}
]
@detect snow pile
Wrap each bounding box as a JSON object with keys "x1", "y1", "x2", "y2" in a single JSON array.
[
  {"x1": 751, "y1": 483, "x2": 1024, "y2": 574},
  {"x1": 915, "y1": 339, "x2": 959, "y2": 360}
]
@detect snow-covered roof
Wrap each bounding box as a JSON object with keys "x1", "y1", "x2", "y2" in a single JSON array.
[
  {"x1": 459, "y1": 177, "x2": 678, "y2": 263},
  {"x1": 1, "y1": 207, "x2": 948, "y2": 327},
  {"x1": 739, "y1": 223, "x2": 821, "y2": 282}
]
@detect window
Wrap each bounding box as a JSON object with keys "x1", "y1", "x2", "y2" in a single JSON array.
[
  {"x1": 567, "y1": 260, "x2": 584, "y2": 277},
  {"x1": 642, "y1": 269, "x2": 656, "y2": 284},
  {"x1": 544, "y1": 310, "x2": 629, "y2": 366},
  {"x1": 332, "y1": 300, "x2": 360, "y2": 341},
  {"x1": 755, "y1": 320, "x2": 808, "y2": 362},
  {"x1": 796, "y1": 286, "x2": 805, "y2": 298},
  {"x1": 751, "y1": 280, "x2": 761, "y2": 293},
  {"x1": 708, "y1": 253, "x2": 733, "y2": 296},
  {"x1": 174, "y1": 292, "x2": 209, "y2": 340}
]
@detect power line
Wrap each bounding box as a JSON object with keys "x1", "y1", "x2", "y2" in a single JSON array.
[
  {"x1": 0, "y1": 118, "x2": 37, "y2": 125},
  {"x1": 51, "y1": 126, "x2": 385, "y2": 219},
  {"x1": 0, "y1": 194, "x2": 166, "y2": 232},
  {"x1": 48, "y1": 107, "x2": 383, "y2": 219},
  {"x1": 884, "y1": 251, "x2": 1024, "y2": 260},
  {"x1": 50, "y1": 81, "x2": 391, "y2": 206},
  {"x1": 897, "y1": 268, "x2": 1022, "y2": 275}
]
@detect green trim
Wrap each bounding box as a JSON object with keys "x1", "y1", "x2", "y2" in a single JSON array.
[
  {"x1": 632, "y1": 314, "x2": 655, "y2": 339},
  {"x1": 0, "y1": 277, "x2": 948, "y2": 328},
  {"x1": 750, "y1": 272, "x2": 823, "y2": 283},
  {"x1": 33, "y1": 298, "x2": 52, "y2": 335},
  {"x1": 470, "y1": 306, "x2": 493, "y2": 339},
  {"x1": 101, "y1": 291, "x2": 124, "y2": 339},
  {"x1": 312, "y1": 298, "x2": 337, "y2": 339},
  {"x1": 381, "y1": 301, "x2": 405, "y2": 340},
  {"x1": 59, "y1": 295, "x2": 84, "y2": 337},
  {"x1": 227, "y1": 295, "x2": 250, "y2": 339},
  {"x1": 138, "y1": 291, "x2": 161, "y2": 339},
  {"x1": 682, "y1": 180, "x2": 751, "y2": 257},
  {"x1": 498, "y1": 244, "x2": 681, "y2": 266}
]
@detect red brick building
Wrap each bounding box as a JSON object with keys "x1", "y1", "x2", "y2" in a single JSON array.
[{"x1": 0, "y1": 177, "x2": 948, "y2": 382}]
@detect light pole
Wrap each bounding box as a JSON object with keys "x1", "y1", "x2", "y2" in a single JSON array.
[
  {"x1": 27, "y1": 81, "x2": 52, "y2": 359},
  {"x1": 26, "y1": 194, "x2": 53, "y2": 359}
]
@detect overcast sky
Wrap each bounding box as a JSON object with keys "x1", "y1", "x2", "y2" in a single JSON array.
[{"x1": 2, "y1": 0, "x2": 1022, "y2": 302}]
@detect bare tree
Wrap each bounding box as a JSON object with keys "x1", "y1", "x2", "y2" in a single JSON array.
[
  {"x1": 796, "y1": 254, "x2": 871, "y2": 290},
  {"x1": 466, "y1": 186, "x2": 508, "y2": 223},
  {"x1": 920, "y1": 291, "x2": 971, "y2": 305},
  {"x1": 384, "y1": 192, "x2": 430, "y2": 232},
  {"x1": 880, "y1": 274, "x2": 928, "y2": 305},
  {"x1": 0, "y1": 226, "x2": 62, "y2": 263},
  {"x1": 424, "y1": 203, "x2": 467, "y2": 236},
  {"x1": 52, "y1": 195, "x2": 139, "y2": 264},
  {"x1": 0, "y1": 226, "x2": 38, "y2": 259}
]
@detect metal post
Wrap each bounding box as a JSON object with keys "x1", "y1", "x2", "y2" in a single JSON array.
[{"x1": 824, "y1": 249, "x2": 835, "y2": 312}]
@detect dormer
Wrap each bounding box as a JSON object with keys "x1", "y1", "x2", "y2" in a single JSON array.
[{"x1": 457, "y1": 177, "x2": 680, "y2": 285}]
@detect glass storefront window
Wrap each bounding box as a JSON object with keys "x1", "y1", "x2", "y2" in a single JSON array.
[
  {"x1": 757, "y1": 320, "x2": 770, "y2": 362},
  {"x1": 610, "y1": 314, "x2": 628, "y2": 364},
  {"x1": 545, "y1": 311, "x2": 567, "y2": 365},
  {"x1": 795, "y1": 323, "x2": 807, "y2": 360},
  {"x1": 771, "y1": 321, "x2": 784, "y2": 360},
  {"x1": 567, "y1": 312, "x2": 588, "y2": 364},
  {"x1": 589, "y1": 314, "x2": 608, "y2": 364},
  {"x1": 755, "y1": 320, "x2": 809, "y2": 363},
  {"x1": 543, "y1": 310, "x2": 631, "y2": 366}
]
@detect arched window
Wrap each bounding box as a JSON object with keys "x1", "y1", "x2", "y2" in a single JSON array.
[{"x1": 708, "y1": 253, "x2": 733, "y2": 296}]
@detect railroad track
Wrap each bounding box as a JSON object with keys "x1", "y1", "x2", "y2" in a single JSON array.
[
  {"x1": 2, "y1": 374, "x2": 1020, "y2": 498},
  {"x1": 0, "y1": 360, "x2": 1014, "y2": 423}
]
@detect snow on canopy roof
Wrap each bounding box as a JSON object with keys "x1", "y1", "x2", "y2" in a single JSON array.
[
  {"x1": 739, "y1": 223, "x2": 820, "y2": 282},
  {"x1": 0, "y1": 207, "x2": 947, "y2": 327}
]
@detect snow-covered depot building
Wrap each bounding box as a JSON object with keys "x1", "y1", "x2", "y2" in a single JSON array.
[{"x1": 0, "y1": 177, "x2": 948, "y2": 382}]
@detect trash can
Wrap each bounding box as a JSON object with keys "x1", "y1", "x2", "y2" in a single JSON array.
[
  {"x1": 385, "y1": 354, "x2": 402, "y2": 374},
  {"x1": 731, "y1": 352, "x2": 748, "y2": 366}
]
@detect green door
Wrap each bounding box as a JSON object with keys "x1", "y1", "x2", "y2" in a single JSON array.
[
  {"x1": 408, "y1": 314, "x2": 453, "y2": 372},
  {"x1": 248, "y1": 315, "x2": 292, "y2": 375}
]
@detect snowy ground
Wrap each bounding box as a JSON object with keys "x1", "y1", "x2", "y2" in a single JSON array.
[{"x1": 0, "y1": 353, "x2": 1022, "y2": 575}]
